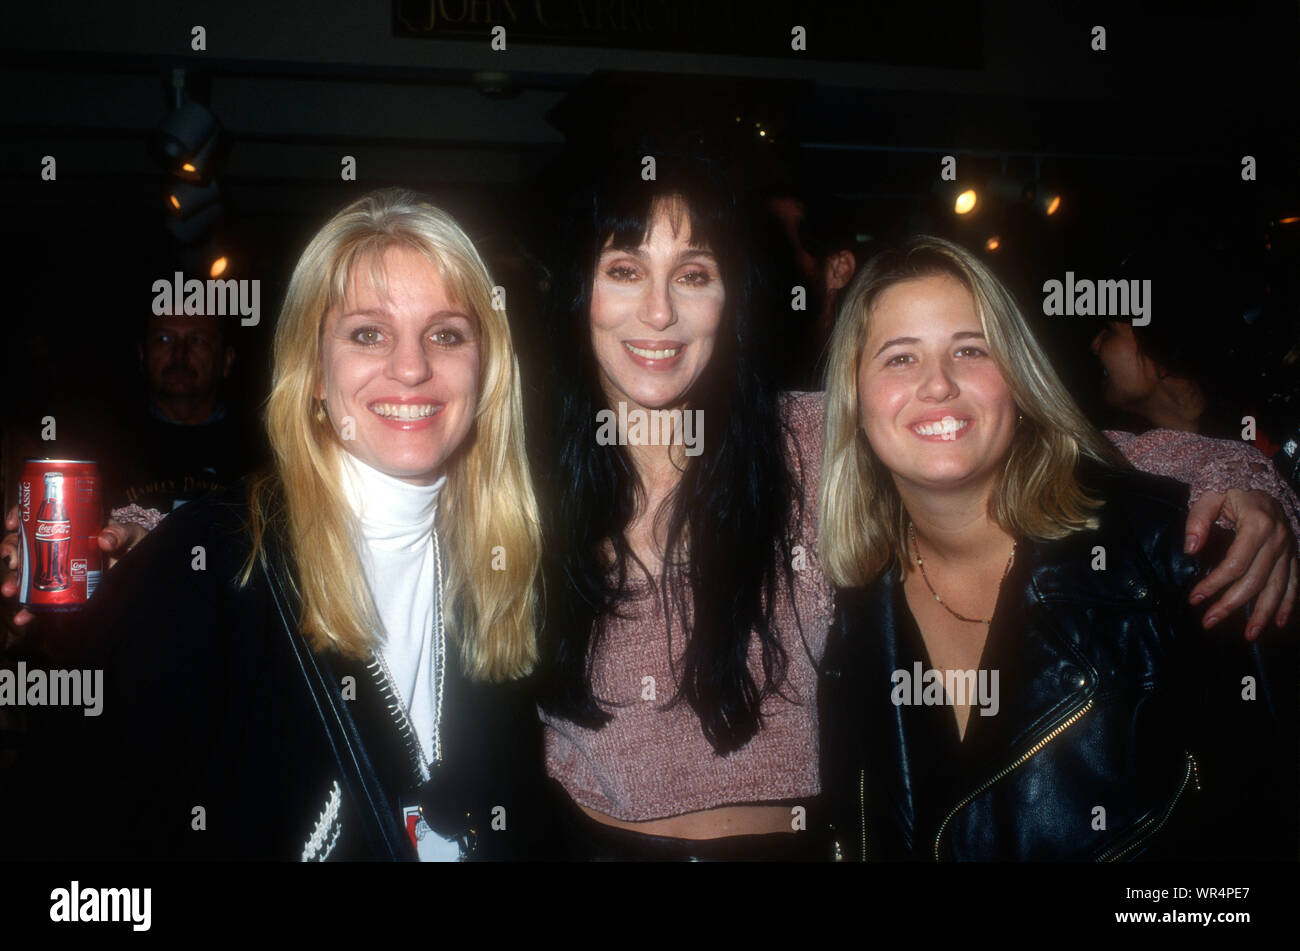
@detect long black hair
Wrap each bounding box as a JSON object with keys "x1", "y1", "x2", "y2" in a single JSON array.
[{"x1": 535, "y1": 151, "x2": 800, "y2": 755}]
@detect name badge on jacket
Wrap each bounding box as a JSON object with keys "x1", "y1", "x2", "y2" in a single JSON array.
[{"x1": 402, "y1": 805, "x2": 461, "y2": 862}]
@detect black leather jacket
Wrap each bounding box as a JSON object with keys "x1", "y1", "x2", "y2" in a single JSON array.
[{"x1": 819, "y1": 465, "x2": 1297, "y2": 861}]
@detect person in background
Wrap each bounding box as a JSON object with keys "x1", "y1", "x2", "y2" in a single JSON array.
[
  {"x1": 1088, "y1": 242, "x2": 1254, "y2": 440},
  {"x1": 1089, "y1": 243, "x2": 1300, "y2": 543},
  {"x1": 106, "y1": 309, "x2": 264, "y2": 514},
  {"x1": 761, "y1": 189, "x2": 863, "y2": 389}
]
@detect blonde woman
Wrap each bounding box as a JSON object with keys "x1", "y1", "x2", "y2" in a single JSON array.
[
  {"x1": 817, "y1": 235, "x2": 1296, "y2": 860},
  {"x1": 3, "y1": 189, "x2": 550, "y2": 860}
]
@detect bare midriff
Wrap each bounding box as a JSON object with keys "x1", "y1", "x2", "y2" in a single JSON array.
[{"x1": 579, "y1": 802, "x2": 795, "y2": 839}]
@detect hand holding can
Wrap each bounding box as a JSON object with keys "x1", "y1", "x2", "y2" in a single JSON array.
[
  {"x1": 0, "y1": 507, "x2": 36, "y2": 629},
  {"x1": 14, "y1": 460, "x2": 103, "y2": 613},
  {"x1": 3, "y1": 502, "x2": 150, "y2": 629}
]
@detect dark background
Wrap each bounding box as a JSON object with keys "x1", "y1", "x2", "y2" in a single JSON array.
[{"x1": 3, "y1": 0, "x2": 1298, "y2": 503}]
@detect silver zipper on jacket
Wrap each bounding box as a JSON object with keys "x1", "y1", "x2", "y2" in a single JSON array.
[
  {"x1": 364, "y1": 525, "x2": 447, "y2": 788},
  {"x1": 933, "y1": 697, "x2": 1095, "y2": 860},
  {"x1": 366, "y1": 653, "x2": 431, "y2": 784},
  {"x1": 1096, "y1": 752, "x2": 1197, "y2": 862}
]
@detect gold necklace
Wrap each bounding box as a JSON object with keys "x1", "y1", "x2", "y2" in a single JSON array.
[{"x1": 908, "y1": 522, "x2": 1016, "y2": 626}]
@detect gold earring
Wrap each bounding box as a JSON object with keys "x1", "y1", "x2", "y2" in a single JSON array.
[{"x1": 315, "y1": 400, "x2": 328, "y2": 424}]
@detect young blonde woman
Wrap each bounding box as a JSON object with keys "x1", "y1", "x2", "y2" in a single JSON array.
[
  {"x1": 818, "y1": 235, "x2": 1296, "y2": 860},
  {"x1": 3, "y1": 189, "x2": 550, "y2": 860}
]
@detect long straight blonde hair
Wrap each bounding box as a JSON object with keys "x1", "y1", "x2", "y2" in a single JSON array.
[
  {"x1": 241, "y1": 189, "x2": 541, "y2": 682},
  {"x1": 820, "y1": 235, "x2": 1127, "y2": 588}
]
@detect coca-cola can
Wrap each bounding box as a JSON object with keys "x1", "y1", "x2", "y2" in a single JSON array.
[{"x1": 17, "y1": 458, "x2": 103, "y2": 612}]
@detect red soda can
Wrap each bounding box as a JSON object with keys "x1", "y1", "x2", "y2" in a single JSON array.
[{"x1": 17, "y1": 459, "x2": 103, "y2": 612}]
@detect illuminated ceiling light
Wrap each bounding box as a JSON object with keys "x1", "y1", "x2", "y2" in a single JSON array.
[
  {"x1": 1280, "y1": 216, "x2": 1299, "y2": 225},
  {"x1": 164, "y1": 180, "x2": 223, "y2": 244},
  {"x1": 167, "y1": 180, "x2": 220, "y2": 217},
  {"x1": 985, "y1": 236, "x2": 1001, "y2": 251},
  {"x1": 152, "y1": 98, "x2": 222, "y2": 182},
  {"x1": 759, "y1": 129, "x2": 766, "y2": 137},
  {"x1": 954, "y1": 189, "x2": 977, "y2": 215},
  {"x1": 1027, "y1": 184, "x2": 1061, "y2": 216},
  {"x1": 1008, "y1": 178, "x2": 1061, "y2": 217},
  {"x1": 177, "y1": 236, "x2": 229, "y2": 278}
]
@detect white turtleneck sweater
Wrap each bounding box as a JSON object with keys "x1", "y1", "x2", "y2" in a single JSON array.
[{"x1": 337, "y1": 450, "x2": 459, "y2": 861}]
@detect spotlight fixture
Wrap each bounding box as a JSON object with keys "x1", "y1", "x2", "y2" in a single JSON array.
[
  {"x1": 152, "y1": 100, "x2": 223, "y2": 182},
  {"x1": 986, "y1": 174, "x2": 1059, "y2": 216},
  {"x1": 165, "y1": 180, "x2": 223, "y2": 244},
  {"x1": 984, "y1": 236, "x2": 1001, "y2": 251},
  {"x1": 1021, "y1": 180, "x2": 1061, "y2": 216},
  {"x1": 166, "y1": 180, "x2": 220, "y2": 218},
  {"x1": 932, "y1": 177, "x2": 982, "y2": 218},
  {"x1": 177, "y1": 238, "x2": 232, "y2": 280}
]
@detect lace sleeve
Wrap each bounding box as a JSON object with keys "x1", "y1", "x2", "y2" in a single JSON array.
[
  {"x1": 1105, "y1": 429, "x2": 1300, "y2": 541},
  {"x1": 109, "y1": 504, "x2": 167, "y2": 532}
]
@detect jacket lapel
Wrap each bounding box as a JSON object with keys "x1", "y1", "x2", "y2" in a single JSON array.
[
  {"x1": 848, "y1": 566, "x2": 923, "y2": 853},
  {"x1": 262, "y1": 543, "x2": 416, "y2": 860},
  {"x1": 961, "y1": 543, "x2": 1097, "y2": 765}
]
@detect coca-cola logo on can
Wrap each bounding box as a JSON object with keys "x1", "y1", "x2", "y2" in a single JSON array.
[
  {"x1": 18, "y1": 458, "x2": 103, "y2": 613},
  {"x1": 34, "y1": 521, "x2": 72, "y2": 542}
]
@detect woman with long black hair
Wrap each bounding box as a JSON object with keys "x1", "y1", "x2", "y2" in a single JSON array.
[{"x1": 536, "y1": 152, "x2": 834, "y2": 858}]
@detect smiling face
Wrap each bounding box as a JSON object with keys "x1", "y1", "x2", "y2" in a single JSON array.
[
  {"x1": 315, "y1": 246, "x2": 480, "y2": 485},
  {"x1": 857, "y1": 272, "x2": 1019, "y2": 495},
  {"x1": 589, "y1": 198, "x2": 726, "y2": 413}
]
